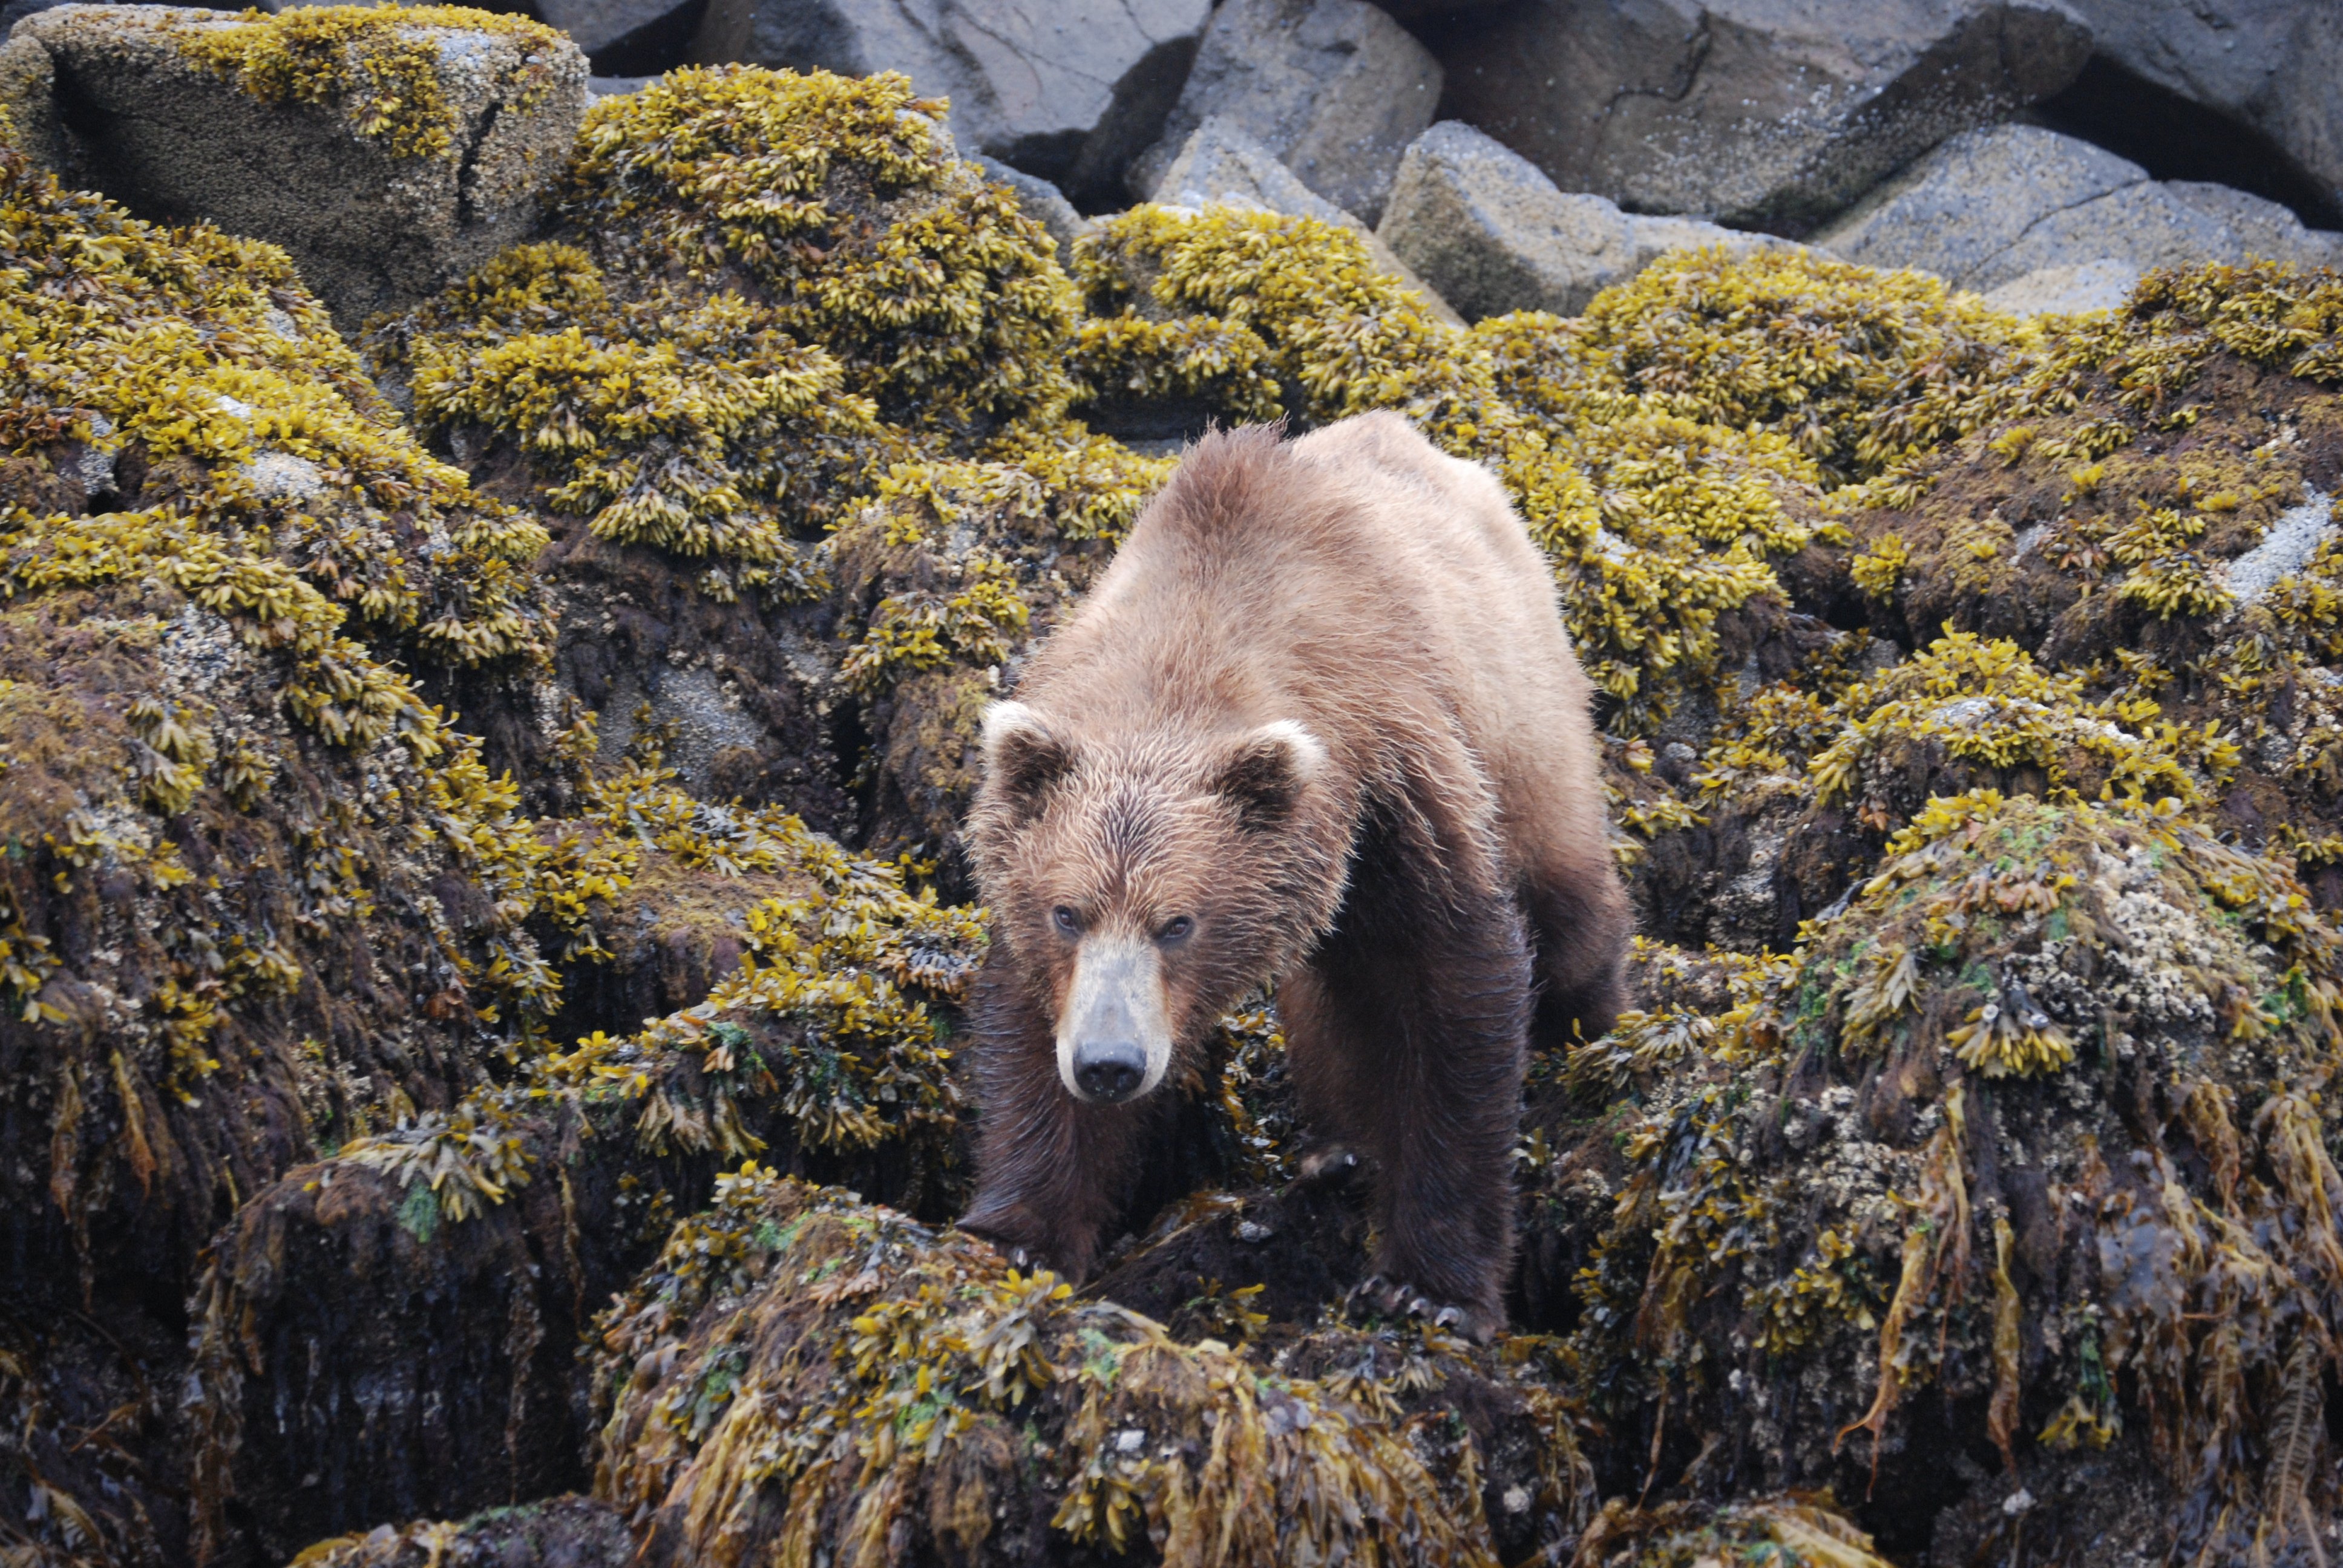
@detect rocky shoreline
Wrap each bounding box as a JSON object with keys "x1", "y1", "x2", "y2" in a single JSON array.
[{"x1": 3, "y1": 3, "x2": 2343, "y2": 1566}]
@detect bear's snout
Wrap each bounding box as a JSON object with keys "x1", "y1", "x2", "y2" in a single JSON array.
[
  {"x1": 1054, "y1": 934, "x2": 1173, "y2": 1103},
  {"x1": 1072, "y1": 1037, "x2": 1147, "y2": 1102}
]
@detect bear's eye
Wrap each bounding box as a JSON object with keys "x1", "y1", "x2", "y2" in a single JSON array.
[
  {"x1": 1158, "y1": 915, "x2": 1194, "y2": 943},
  {"x1": 1052, "y1": 905, "x2": 1082, "y2": 936}
]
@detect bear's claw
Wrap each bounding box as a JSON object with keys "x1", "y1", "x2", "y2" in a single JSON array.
[
  {"x1": 1342, "y1": 1272, "x2": 1495, "y2": 1342},
  {"x1": 1296, "y1": 1142, "x2": 1369, "y2": 1189}
]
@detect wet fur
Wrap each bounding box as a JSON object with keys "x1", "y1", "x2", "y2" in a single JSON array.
[{"x1": 958, "y1": 413, "x2": 1631, "y2": 1328}]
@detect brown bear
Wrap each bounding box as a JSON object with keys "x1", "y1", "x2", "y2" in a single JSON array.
[{"x1": 957, "y1": 412, "x2": 1630, "y2": 1337}]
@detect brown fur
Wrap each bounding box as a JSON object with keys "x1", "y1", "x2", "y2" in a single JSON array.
[{"x1": 958, "y1": 413, "x2": 1630, "y2": 1332}]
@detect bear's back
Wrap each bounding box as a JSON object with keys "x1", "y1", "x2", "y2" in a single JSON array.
[{"x1": 1023, "y1": 415, "x2": 1593, "y2": 792}]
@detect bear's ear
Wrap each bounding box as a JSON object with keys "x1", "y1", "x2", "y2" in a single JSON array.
[
  {"x1": 981, "y1": 701, "x2": 1075, "y2": 820},
  {"x1": 1210, "y1": 720, "x2": 1327, "y2": 831}
]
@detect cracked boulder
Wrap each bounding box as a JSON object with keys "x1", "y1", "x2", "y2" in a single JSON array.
[
  {"x1": 1815, "y1": 123, "x2": 2343, "y2": 295},
  {"x1": 1427, "y1": 0, "x2": 2092, "y2": 233},
  {"x1": 685, "y1": 0, "x2": 1210, "y2": 209},
  {"x1": 1378, "y1": 119, "x2": 1794, "y2": 319},
  {"x1": 1129, "y1": 0, "x2": 1441, "y2": 226},
  {"x1": 13, "y1": 4, "x2": 587, "y2": 325}
]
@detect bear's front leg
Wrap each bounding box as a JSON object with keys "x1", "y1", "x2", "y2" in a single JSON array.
[
  {"x1": 957, "y1": 958, "x2": 1148, "y2": 1281},
  {"x1": 1283, "y1": 890, "x2": 1534, "y2": 1341}
]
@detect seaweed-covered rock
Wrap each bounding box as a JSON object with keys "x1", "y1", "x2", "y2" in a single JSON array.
[
  {"x1": 1553, "y1": 790, "x2": 2343, "y2": 1561},
  {"x1": 589, "y1": 1169, "x2": 1599, "y2": 1567},
  {"x1": 1, "y1": 1292, "x2": 186, "y2": 1567},
  {"x1": 188, "y1": 782, "x2": 985, "y2": 1556},
  {"x1": 1142, "y1": 120, "x2": 1461, "y2": 328},
  {"x1": 370, "y1": 67, "x2": 1087, "y2": 822},
  {"x1": 17, "y1": 4, "x2": 588, "y2": 324},
  {"x1": 1822, "y1": 264, "x2": 2343, "y2": 874},
  {"x1": 0, "y1": 108, "x2": 565, "y2": 1302}
]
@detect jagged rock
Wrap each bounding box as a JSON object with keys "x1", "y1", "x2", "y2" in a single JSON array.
[
  {"x1": 2055, "y1": 0, "x2": 2343, "y2": 220},
  {"x1": 1815, "y1": 125, "x2": 2343, "y2": 292},
  {"x1": 535, "y1": 0, "x2": 700, "y2": 73},
  {"x1": 13, "y1": 4, "x2": 587, "y2": 325},
  {"x1": 1152, "y1": 115, "x2": 1461, "y2": 324},
  {"x1": 1377, "y1": 119, "x2": 1794, "y2": 320},
  {"x1": 974, "y1": 151, "x2": 1084, "y2": 265},
  {"x1": 1429, "y1": 0, "x2": 2093, "y2": 233},
  {"x1": 684, "y1": 0, "x2": 1208, "y2": 208},
  {"x1": 1129, "y1": 0, "x2": 1441, "y2": 226},
  {"x1": 1984, "y1": 257, "x2": 2140, "y2": 315}
]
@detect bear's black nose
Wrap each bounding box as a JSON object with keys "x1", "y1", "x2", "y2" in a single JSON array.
[{"x1": 1074, "y1": 1040, "x2": 1147, "y2": 1102}]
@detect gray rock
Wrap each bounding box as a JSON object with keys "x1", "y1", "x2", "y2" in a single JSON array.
[
  {"x1": 2220, "y1": 489, "x2": 2333, "y2": 607},
  {"x1": 1130, "y1": 0, "x2": 1440, "y2": 226},
  {"x1": 1816, "y1": 124, "x2": 2343, "y2": 292},
  {"x1": 1983, "y1": 258, "x2": 2139, "y2": 315},
  {"x1": 531, "y1": 0, "x2": 693, "y2": 76},
  {"x1": 1153, "y1": 117, "x2": 1462, "y2": 325},
  {"x1": 1155, "y1": 113, "x2": 1355, "y2": 229},
  {"x1": 536, "y1": 0, "x2": 694, "y2": 65},
  {"x1": 2165, "y1": 181, "x2": 2343, "y2": 270},
  {"x1": 2054, "y1": 0, "x2": 2342, "y2": 220},
  {"x1": 1430, "y1": 0, "x2": 2092, "y2": 233},
  {"x1": 1377, "y1": 120, "x2": 1792, "y2": 321},
  {"x1": 972, "y1": 151, "x2": 1083, "y2": 265},
  {"x1": 588, "y1": 73, "x2": 652, "y2": 96},
  {"x1": 16, "y1": 4, "x2": 586, "y2": 326},
  {"x1": 687, "y1": 0, "x2": 1209, "y2": 209}
]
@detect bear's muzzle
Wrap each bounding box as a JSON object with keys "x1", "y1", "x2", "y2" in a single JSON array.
[{"x1": 1056, "y1": 935, "x2": 1173, "y2": 1103}]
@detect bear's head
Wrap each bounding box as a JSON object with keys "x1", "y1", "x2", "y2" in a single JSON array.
[{"x1": 967, "y1": 699, "x2": 1348, "y2": 1105}]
